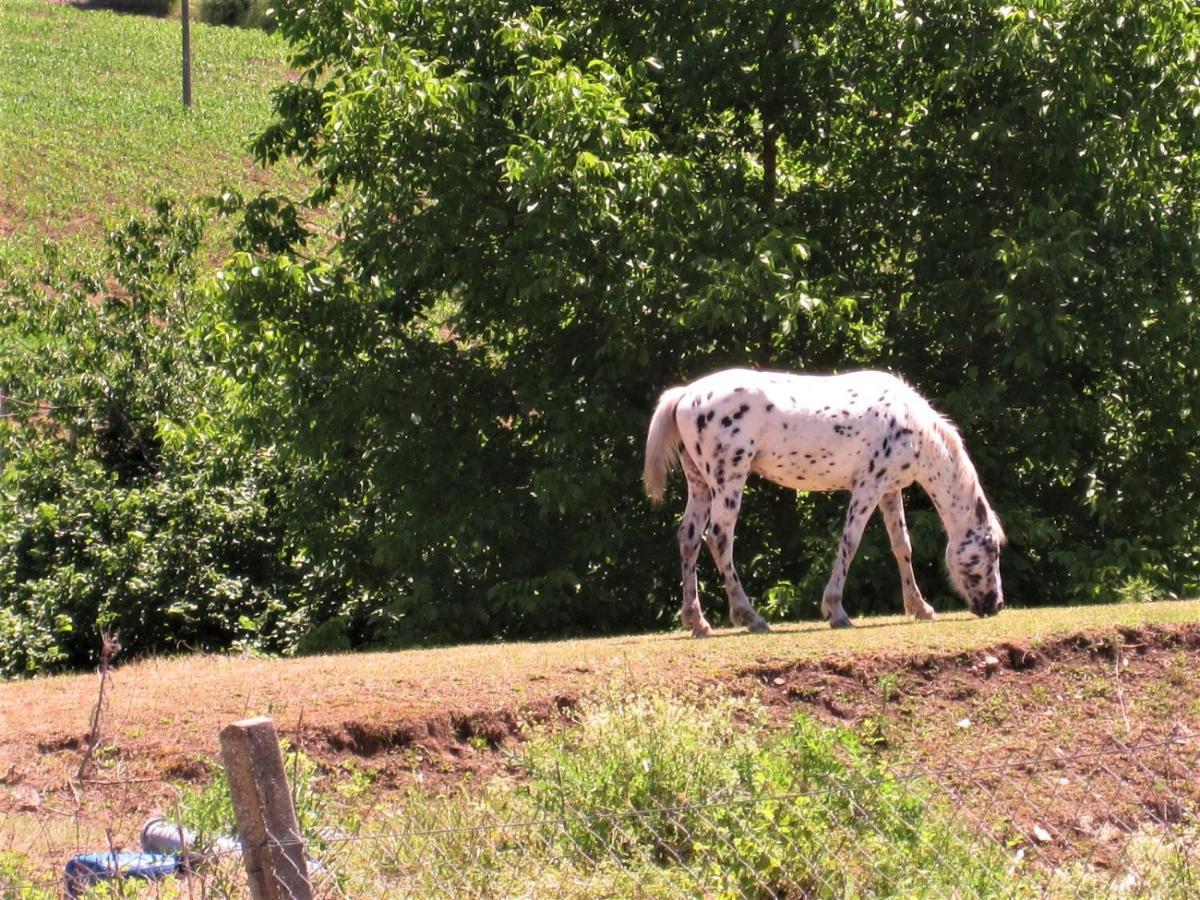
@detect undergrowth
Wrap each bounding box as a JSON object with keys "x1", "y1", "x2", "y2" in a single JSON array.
[
  {"x1": 328, "y1": 686, "x2": 1030, "y2": 898},
  {"x1": 12, "y1": 685, "x2": 1197, "y2": 897}
]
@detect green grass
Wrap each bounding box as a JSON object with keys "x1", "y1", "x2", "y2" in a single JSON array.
[{"x1": 0, "y1": 0, "x2": 309, "y2": 264}]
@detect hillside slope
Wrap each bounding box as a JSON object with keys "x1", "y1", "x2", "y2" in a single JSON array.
[
  {"x1": 2, "y1": 600, "x2": 1199, "y2": 886},
  {"x1": 2, "y1": 600, "x2": 1198, "y2": 777}
]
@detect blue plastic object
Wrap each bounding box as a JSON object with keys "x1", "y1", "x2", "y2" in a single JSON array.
[{"x1": 64, "y1": 851, "x2": 180, "y2": 897}]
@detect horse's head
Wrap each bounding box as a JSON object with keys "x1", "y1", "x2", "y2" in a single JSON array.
[{"x1": 946, "y1": 496, "x2": 1005, "y2": 617}]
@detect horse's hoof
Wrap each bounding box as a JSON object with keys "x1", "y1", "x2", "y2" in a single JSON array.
[
  {"x1": 830, "y1": 615, "x2": 854, "y2": 629},
  {"x1": 692, "y1": 622, "x2": 714, "y2": 638},
  {"x1": 747, "y1": 618, "x2": 770, "y2": 634}
]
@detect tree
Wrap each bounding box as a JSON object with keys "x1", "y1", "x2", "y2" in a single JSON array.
[{"x1": 198, "y1": 0, "x2": 1200, "y2": 644}]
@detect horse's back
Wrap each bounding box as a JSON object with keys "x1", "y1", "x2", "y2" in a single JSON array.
[
  {"x1": 673, "y1": 368, "x2": 927, "y2": 493},
  {"x1": 679, "y1": 368, "x2": 918, "y2": 412}
]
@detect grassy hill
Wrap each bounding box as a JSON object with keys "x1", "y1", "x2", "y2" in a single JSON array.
[{"x1": 0, "y1": 0, "x2": 309, "y2": 263}]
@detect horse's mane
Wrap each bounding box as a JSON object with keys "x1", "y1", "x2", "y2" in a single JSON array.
[{"x1": 929, "y1": 412, "x2": 1006, "y2": 545}]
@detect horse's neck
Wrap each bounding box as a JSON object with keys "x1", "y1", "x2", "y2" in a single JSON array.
[{"x1": 915, "y1": 435, "x2": 978, "y2": 537}]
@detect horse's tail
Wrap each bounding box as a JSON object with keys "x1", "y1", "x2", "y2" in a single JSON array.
[{"x1": 644, "y1": 385, "x2": 688, "y2": 504}]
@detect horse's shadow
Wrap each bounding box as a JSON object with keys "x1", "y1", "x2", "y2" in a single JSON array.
[{"x1": 655, "y1": 614, "x2": 962, "y2": 641}]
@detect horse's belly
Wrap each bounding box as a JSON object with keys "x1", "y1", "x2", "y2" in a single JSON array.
[{"x1": 750, "y1": 452, "x2": 854, "y2": 492}]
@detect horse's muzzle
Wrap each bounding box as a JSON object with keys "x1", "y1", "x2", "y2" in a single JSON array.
[{"x1": 971, "y1": 590, "x2": 1002, "y2": 617}]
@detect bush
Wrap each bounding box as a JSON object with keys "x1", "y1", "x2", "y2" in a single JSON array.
[
  {"x1": 0, "y1": 203, "x2": 304, "y2": 675},
  {"x1": 516, "y1": 686, "x2": 1019, "y2": 897},
  {"x1": 197, "y1": 0, "x2": 273, "y2": 30}
]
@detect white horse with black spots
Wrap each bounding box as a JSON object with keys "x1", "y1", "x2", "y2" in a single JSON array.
[{"x1": 644, "y1": 369, "x2": 1005, "y2": 635}]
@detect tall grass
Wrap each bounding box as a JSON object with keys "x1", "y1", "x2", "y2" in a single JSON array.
[{"x1": 320, "y1": 686, "x2": 1029, "y2": 898}]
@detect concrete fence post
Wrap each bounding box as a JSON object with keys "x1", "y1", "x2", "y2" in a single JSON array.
[{"x1": 219, "y1": 717, "x2": 312, "y2": 900}]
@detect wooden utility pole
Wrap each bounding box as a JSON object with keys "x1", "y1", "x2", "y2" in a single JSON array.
[
  {"x1": 181, "y1": 0, "x2": 192, "y2": 108},
  {"x1": 220, "y1": 717, "x2": 313, "y2": 900}
]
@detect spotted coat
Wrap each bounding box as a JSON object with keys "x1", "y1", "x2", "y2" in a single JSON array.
[{"x1": 644, "y1": 368, "x2": 1005, "y2": 636}]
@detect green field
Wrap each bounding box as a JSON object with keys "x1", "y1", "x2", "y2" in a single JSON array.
[{"x1": 0, "y1": 0, "x2": 307, "y2": 263}]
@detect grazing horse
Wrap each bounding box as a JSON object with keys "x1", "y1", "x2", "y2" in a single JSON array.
[{"x1": 644, "y1": 369, "x2": 1005, "y2": 635}]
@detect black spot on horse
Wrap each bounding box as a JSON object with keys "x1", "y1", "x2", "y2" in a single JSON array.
[
  {"x1": 765, "y1": 403, "x2": 775, "y2": 411},
  {"x1": 875, "y1": 467, "x2": 888, "y2": 480},
  {"x1": 721, "y1": 416, "x2": 733, "y2": 428}
]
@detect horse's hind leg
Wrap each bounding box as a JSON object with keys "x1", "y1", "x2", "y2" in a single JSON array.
[
  {"x1": 822, "y1": 484, "x2": 885, "y2": 629},
  {"x1": 704, "y1": 474, "x2": 769, "y2": 634},
  {"x1": 879, "y1": 491, "x2": 936, "y2": 621},
  {"x1": 678, "y1": 455, "x2": 714, "y2": 637}
]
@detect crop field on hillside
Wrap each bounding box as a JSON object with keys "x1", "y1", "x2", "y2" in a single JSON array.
[{"x1": 0, "y1": 0, "x2": 310, "y2": 263}]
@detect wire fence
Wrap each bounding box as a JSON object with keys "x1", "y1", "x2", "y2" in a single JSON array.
[{"x1": 3, "y1": 720, "x2": 1198, "y2": 898}]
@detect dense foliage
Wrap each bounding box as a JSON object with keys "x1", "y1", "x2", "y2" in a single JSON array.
[
  {"x1": 0, "y1": 206, "x2": 308, "y2": 675},
  {"x1": 3, "y1": 0, "x2": 1200, "y2": 672},
  {"x1": 230, "y1": 0, "x2": 1200, "y2": 637}
]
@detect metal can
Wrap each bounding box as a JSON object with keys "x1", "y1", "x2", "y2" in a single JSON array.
[{"x1": 140, "y1": 817, "x2": 196, "y2": 856}]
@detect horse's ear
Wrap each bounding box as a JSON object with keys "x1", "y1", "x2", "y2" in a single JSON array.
[{"x1": 975, "y1": 497, "x2": 987, "y2": 524}]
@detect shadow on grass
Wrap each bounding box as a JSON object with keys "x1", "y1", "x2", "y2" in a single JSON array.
[{"x1": 65, "y1": 0, "x2": 175, "y2": 15}]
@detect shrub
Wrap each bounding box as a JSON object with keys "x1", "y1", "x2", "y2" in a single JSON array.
[
  {"x1": 197, "y1": 0, "x2": 273, "y2": 30},
  {"x1": 0, "y1": 203, "x2": 304, "y2": 675}
]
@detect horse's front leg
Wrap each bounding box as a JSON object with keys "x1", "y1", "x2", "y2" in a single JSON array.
[
  {"x1": 678, "y1": 456, "x2": 714, "y2": 637},
  {"x1": 704, "y1": 474, "x2": 769, "y2": 634},
  {"x1": 879, "y1": 491, "x2": 936, "y2": 621},
  {"x1": 821, "y1": 485, "x2": 885, "y2": 629}
]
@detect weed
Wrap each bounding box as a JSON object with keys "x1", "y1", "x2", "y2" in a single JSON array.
[
  {"x1": 877, "y1": 672, "x2": 901, "y2": 704},
  {"x1": 1166, "y1": 652, "x2": 1192, "y2": 687},
  {"x1": 975, "y1": 693, "x2": 1010, "y2": 726}
]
